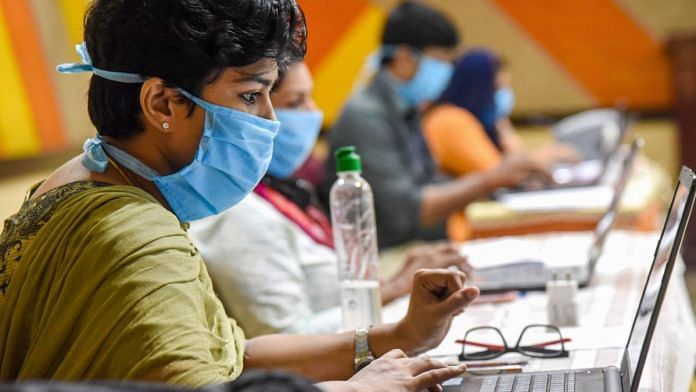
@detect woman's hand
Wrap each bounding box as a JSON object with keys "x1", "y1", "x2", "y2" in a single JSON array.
[
  {"x1": 395, "y1": 269, "x2": 479, "y2": 355},
  {"x1": 244, "y1": 272, "x2": 476, "y2": 383},
  {"x1": 346, "y1": 349, "x2": 467, "y2": 392},
  {"x1": 383, "y1": 243, "x2": 472, "y2": 303}
]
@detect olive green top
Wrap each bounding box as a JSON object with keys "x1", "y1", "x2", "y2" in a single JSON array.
[{"x1": 0, "y1": 181, "x2": 245, "y2": 386}]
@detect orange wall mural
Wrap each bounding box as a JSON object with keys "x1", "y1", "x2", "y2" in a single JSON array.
[
  {"x1": 492, "y1": 0, "x2": 672, "y2": 108},
  {"x1": 301, "y1": 0, "x2": 695, "y2": 124},
  {"x1": 0, "y1": 0, "x2": 694, "y2": 160}
]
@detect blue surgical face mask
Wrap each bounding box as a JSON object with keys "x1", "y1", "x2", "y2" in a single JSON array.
[
  {"x1": 494, "y1": 88, "x2": 515, "y2": 120},
  {"x1": 396, "y1": 52, "x2": 454, "y2": 107},
  {"x1": 268, "y1": 108, "x2": 323, "y2": 178},
  {"x1": 58, "y1": 43, "x2": 280, "y2": 222}
]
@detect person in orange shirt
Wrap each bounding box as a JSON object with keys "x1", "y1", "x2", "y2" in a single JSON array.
[{"x1": 423, "y1": 48, "x2": 577, "y2": 178}]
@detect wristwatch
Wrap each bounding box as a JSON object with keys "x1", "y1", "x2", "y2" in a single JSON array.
[{"x1": 354, "y1": 325, "x2": 375, "y2": 372}]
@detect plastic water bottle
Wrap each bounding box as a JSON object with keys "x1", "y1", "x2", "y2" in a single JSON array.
[{"x1": 330, "y1": 146, "x2": 383, "y2": 331}]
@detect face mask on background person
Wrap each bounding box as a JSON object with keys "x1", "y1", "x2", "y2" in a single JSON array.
[
  {"x1": 494, "y1": 87, "x2": 515, "y2": 120},
  {"x1": 267, "y1": 108, "x2": 324, "y2": 179},
  {"x1": 58, "y1": 43, "x2": 280, "y2": 222},
  {"x1": 395, "y1": 50, "x2": 454, "y2": 107}
]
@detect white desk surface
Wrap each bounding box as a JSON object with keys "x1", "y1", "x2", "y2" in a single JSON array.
[{"x1": 383, "y1": 230, "x2": 696, "y2": 392}]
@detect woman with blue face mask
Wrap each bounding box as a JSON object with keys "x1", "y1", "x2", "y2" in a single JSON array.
[
  {"x1": 190, "y1": 62, "x2": 472, "y2": 338},
  {"x1": 423, "y1": 48, "x2": 579, "y2": 179},
  {"x1": 0, "y1": 1, "x2": 479, "y2": 390}
]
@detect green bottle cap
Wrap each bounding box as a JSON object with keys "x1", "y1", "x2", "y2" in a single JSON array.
[{"x1": 335, "y1": 146, "x2": 362, "y2": 173}]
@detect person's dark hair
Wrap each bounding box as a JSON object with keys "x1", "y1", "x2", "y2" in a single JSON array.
[
  {"x1": 84, "y1": 0, "x2": 307, "y2": 139},
  {"x1": 381, "y1": 1, "x2": 459, "y2": 65},
  {"x1": 212, "y1": 370, "x2": 321, "y2": 392},
  {"x1": 273, "y1": 59, "x2": 302, "y2": 94}
]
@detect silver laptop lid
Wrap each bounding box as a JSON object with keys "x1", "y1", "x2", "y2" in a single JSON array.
[
  {"x1": 587, "y1": 138, "x2": 643, "y2": 265},
  {"x1": 622, "y1": 166, "x2": 696, "y2": 392}
]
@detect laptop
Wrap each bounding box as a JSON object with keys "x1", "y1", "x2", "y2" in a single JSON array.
[
  {"x1": 550, "y1": 111, "x2": 634, "y2": 188},
  {"x1": 444, "y1": 165, "x2": 696, "y2": 392},
  {"x1": 499, "y1": 111, "x2": 633, "y2": 196},
  {"x1": 472, "y1": 139, "x2": 643, "y2": 292}
]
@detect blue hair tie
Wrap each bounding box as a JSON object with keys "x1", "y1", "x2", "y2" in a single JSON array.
[{"x1": 82, "y1": 136, "x2": 109, "y2": 173}]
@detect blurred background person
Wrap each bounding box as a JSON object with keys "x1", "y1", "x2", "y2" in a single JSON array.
[
  {"x1": 322, "y1": 2, "x2": 549, "y2": 249},
  {"x1": 423, "y1": 48, "x2": 579, "y2": 179}
]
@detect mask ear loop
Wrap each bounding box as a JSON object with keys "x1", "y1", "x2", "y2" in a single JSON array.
[
  {"x1": 58, "y1": 42, "x2": 157, "y2": 185},
  {"x1": 56, "y1": 42, "x2": 147, "y2": 84}
]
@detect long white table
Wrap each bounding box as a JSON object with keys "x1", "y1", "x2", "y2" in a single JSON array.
[{"x1": 382, "y1": 231, "x2": 696, "y2": 392}]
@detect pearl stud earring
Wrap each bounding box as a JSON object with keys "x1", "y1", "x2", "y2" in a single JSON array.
[{"x1": 162, "y1": 122, "x2": 170, "y2": 130}]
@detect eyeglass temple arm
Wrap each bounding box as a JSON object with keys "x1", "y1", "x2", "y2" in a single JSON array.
[
  {"x1": 527, "y1": 337, "x2": 572, "y2": 348},
  {"x1": 454, "y1": 339, "x2": 506, "y2": 351}
]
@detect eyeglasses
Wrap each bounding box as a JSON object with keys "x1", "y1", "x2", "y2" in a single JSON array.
[{"x1": 457, "y1": 324, "x2": 571, "y2": 361}]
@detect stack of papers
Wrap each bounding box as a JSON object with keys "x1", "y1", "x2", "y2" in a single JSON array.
[
  {"x1": 498, "y1": 186, "x2": 614, "y2": 213},
  {"x1": 461, "y1": 234, "x2": 594, "y2": 270}
]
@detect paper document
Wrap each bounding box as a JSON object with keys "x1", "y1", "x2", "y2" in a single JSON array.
[
  {"x1": 498, "y1": 185, "x2": 614, "y2": 213},
  {"x1": 552, "y1": 159, "x2": 603, "y2": 185},
  {"x1": 462, "y1": 234, "x2": 594, "y2": 269}
]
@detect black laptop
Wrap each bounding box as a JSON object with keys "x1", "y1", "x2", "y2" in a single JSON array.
[{"x1": 445, "y1": 166, "x2": 696, "y2": 392}]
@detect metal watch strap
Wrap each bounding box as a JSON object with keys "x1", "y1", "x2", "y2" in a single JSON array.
[{"x1": 354, "y1": 325, "x2": 375, "y2": 372}]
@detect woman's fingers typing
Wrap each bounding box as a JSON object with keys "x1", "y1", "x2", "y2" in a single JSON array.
[
  {"x1": 407, "y1": 356, "x2": 448, "y2": 374},
  {"x1": 348, "y1": 350, "x2": 465, "y2": 392},
  {"x1": 413, "y1": 362, "x2": 467, "y2": 391}
]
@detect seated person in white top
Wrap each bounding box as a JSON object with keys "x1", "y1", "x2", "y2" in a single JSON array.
[{"x1": 190, "y1": 61, "x2": 470, "y2": 337}]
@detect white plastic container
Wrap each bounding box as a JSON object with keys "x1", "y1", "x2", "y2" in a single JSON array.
[{"x1": 546, "y1": 273, "x2": 579, "y2": 327}]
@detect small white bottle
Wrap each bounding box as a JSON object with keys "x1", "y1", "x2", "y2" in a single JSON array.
[
  {"x1": 330, "y1": 146, "x2": 383, "y2": 331},
  {"x1": 546, "y1": 273, "x2": 579, "y2": 327}
]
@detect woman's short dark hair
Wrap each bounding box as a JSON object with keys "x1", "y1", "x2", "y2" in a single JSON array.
[
  {"x1": 381, "y1": 1, "x2": 459, "y2": 65},
  {"x1": 84, "y1": 0, "x2": 307, "y2": 139}
]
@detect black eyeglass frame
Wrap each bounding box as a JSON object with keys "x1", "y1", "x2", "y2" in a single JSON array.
[{"x1": 458, "y1": 324, "x2": 569, "y2": 361}]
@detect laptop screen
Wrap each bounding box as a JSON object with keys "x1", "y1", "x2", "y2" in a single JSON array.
[
  {"x1": 589, "y1": 139, "x2": 641, "y2": 261},
  {"x1": 625, "y1": 176, "x2": 692, "y2": 382}
]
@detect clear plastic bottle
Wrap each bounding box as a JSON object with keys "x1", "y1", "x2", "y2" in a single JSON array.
[{"x1": 329, "y1": 146, "x2": 383, "y2": 331}]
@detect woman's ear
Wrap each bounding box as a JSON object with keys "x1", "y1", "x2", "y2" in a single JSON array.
[{"x1": 140, "y1": 78, "x2": 188, "y2": 133}]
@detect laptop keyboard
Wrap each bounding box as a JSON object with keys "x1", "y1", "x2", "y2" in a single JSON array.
[
  {"x1": 479, "y1": 371, "x2": 576, "y2": 392},
  {"x1": 475, "y1": 261, "x2": 548, "y2": 286}
]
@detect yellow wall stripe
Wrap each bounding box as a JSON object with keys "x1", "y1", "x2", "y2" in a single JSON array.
[
  {"x1": 312, "y1": 5, "x2": 386, "y2": 126},
  {"x1": 58, "y1": 0, "x2": 88, "y2": 45},
  {"x1": 0, "y1": 6, "x2": 40, "y2": 158},
  {"x1": 30, "y1": 0, "x2": 94, "y2": 146}
]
